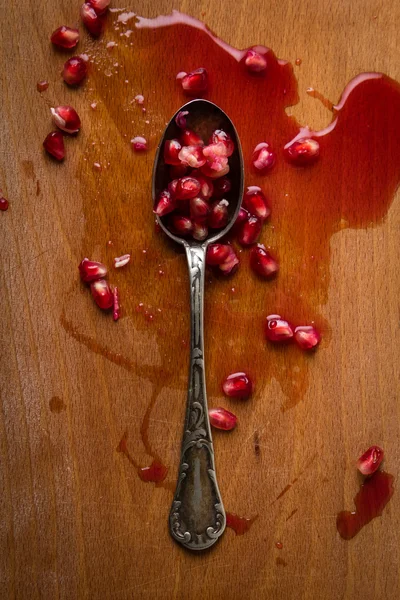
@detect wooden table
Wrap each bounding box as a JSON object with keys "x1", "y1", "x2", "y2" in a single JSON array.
[{"x1": 1, "y1": 1, "x2": 399, "y2": 598}]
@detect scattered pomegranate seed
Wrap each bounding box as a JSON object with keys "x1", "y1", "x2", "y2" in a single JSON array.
[
  {"x1": 62, "y1": 56, "x2": 88, "y2": 86},
  {"x1": 206, "y1": 244, "x2": 231, "y2": 266},
  {"x1": 243, "y1": 186, "x2": 271, "y2": 221},
  {"x1": 284, "y1": 137, "x2": 320, "y2": 165},
  {"x1": 294, "y1": 325, "x2": 321, "y2": 350},
  {"x1": 209, "y1": 130, "x2": 234, "y2": 156},
  {"x1": 237, "y1": 215, "x2": 262, "y2": 246},
  {"x1": 154, "y1": 189, "x2": 176, "y2": 216},
  {"x1": 222, "y1": 372, "x2": 253, "y2": 399},
  {"x1": 243, "y1": 49, "x2": 268, "y2": 73},
  {"x1": 81, "y1": 3, "x2": 105, "y2": 36},
  {"x1": 180, "y1": 129, "x2": 204, "y2": 146},
  {"x1": 88, "y1": 0, "x2": 110, "y2": 14},
  {"x1": 219, "y1": 246, "x2": 239, "y2": 275},
  {"x1": 209, "y1": 199, "x2": 229, "y2": 229},
  {"x1": 250, "y1": 244, "x2": 279, "y2": 278},
  {"x1": 193, "y1": 220, "x2": 208, "y2": 240},
  {"x1": 209, "y1": 407, "x2": 237, "y2": 431},
  {"x1": 43, "y1": 131, "x2": 65, "y2": 161},
  {"x1": 79, "y1": 258, "x2": 107, "y2": 282},
  {"x1": 265, "y1": 314, "x2": 294, "y2": 342},
  {"x1": 51, "y1": 26, "x2": 79, "y2": 49},
  {"x1": 131, "y1": 136, "x2": 147, "y2": 151},
  {"x1": 175, "y1": 110, "x2": 189, "y2": 129},
  {"x1": 170, "y1": 215, "x2": 193, "y2": 236},
  {"x1": 112, "y1": 287, "x2": 120, "y2": 321},
  {"x1": 252, "y1": 142, "x2": 276, "y2": 172},
  {"x1": 213, "y1": 176, "x2": 231, "y2": 198},
  {"x1": 90, "y1": 279, "x2": 113, "y2": 309},
  {"x1": 178, "y1": 145, "x2": 206, "y2": 168},
  {"x1": 180, "y1": 68, "x2": 208, "y2": 95},
  {"x1": 175, "y1": 177, "x2": 201, "y2": 200},
  {"x1": 37, "y1": 80, "x2": 49, "y2": 92},
  {"x1": 114, "y1": 254, "x2": 131, "y2": 268},
  {"x1": 0, "y1": 196, "x2": 9, "y2": 211},
  {"x1": 164, "y1": 139, "x2": 182, "y2": 165},
  {"x1": 190, "y1": 196, "x2": 210, "y2": 219},
  {"x1": 51, "y1": 105, "x2": 81, "y2": 134},
  {"x1": 357, "y1": 446, "x2": 384, "y2": 476},
  {"x1": 234, "y1": 207, "x2": 249, "y2": 229}
]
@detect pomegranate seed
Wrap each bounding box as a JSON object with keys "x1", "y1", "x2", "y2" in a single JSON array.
[
  {"x1": 209, "y1": 407, "x2": 237, "y2": 431},
  {"x1": 169, "y1": 164, "x2": 188, "y2": 178},
  {"x1": 193, "y1": 220, "x2": 208, "y2": 240},
  {"x1": 113, "y1": 287, "x2": 120, "y2": 321},
  {"x1": 51, "y1": 105, "x2": 81, "y2": 134},
  {"x1": 91, "y1": 279, "x2": 113, "y2": 310},
  {"x1": 79, "y1": 258, "x2": 107, "y2": 282},
  {"x1": 154, "y1": 189, "x2": 176, "y2": 216},
  {"x1": 206, "y1": 244, "x2": 231, "y2": 266},
  {"x1": 294, "y1": 325, "x2": 321, "y2": 350},
  {"x1": 178, "y1": 145, "x2": 206, "y2": 168},
  {"x1": 284, "y1": 137, "x2": 320, "y2": 165},
  {"x1": 175, "y1": 177, "x2": 201, "y2": 200},
  {"x1": 234, "y1": 207, "x2": 249, "y2": 227},
  {"x1": 0, "y1": 197, "x2": 9, "y2": 211},
  {"x1": 81, "y1": 3, "x2": 105, "y2": 36},
  {"x1": 175, "y1": 110, "x2": 189, "y2": 129},
  {"x1": 164, "y1": 139, "x2": 182, "y2": 165},
  {"x1": 190, "y1": 196, "x2": 210, "y2": 219},
  {"x1": 200, "y1": 161, "x2": 230, "y2": 179},
  {"x1": 62, "y1": 56, "x2": 88, "y2": 85},
  {"x1": 222, "y1": 372, "x2": 253, "y2": 398},
  {"x1": 190, "y1": 172, "x2": 214, "y2": 200},
  {"x1": 37, "y1": 80, "x2": 49, "y2": 92},
  {"x1": 51, "y1": 26, "x2": 79, "y2": 49},
  {"x1": 357, "y1": 446, "x2": 384, "y2": 476},
  {"x1": 180, "y1": 129, "x2": 204, "y2": 146},
  {"x1": 243, "y1": 186, "x2": 271, "y2": 221},
  {"x1": 43, "y1": 131, "x2": 65, "y2": 161},
  {"x1": 131, "y1": 136, "x2": 147, "y2": 151},
  {"x1": 209, "y1": 130, "x2": 234, "y2": 156},
  {"x1": 250, "y1": 245, "x2": 279, "y2": 278},
  {"x1": 209, "y1": 199, "x2": 229, "y2": 229},
  {"x1": 237, "y1": 216, "x2": 262, "y2": 246},
  {"x1": 219, "y1": 246, "x2": 239, "y2": 275},
  {"x1": 168, "y1": 179, "x2": 179, "y2": 197},
  {"x1": 243, "y1": 49, "x2": 267, "y2": 73},
  {"x1": 252, "y1": 142, "x2": 276, "y2": 172},
  {"x1": 181, "y1": 68, "x2": 208, "y2": 95},
  {"x1": 88, "y1": 0, "x2": 110, "y2": 14},
  {"x1": 170, "y1": 215, "x2": 193, "y2": 236},
  {"x1": 213, "y1": 176, "x2": 231, "y2": 198},
  {"x1": 114, "y1": 254, "x2": 131, "y2": 268},
  {"x1": 265, "y1": 314, "x2": 294, "y2": 342}
]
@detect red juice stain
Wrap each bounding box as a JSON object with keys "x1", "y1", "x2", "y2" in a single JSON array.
[
  {"x1": 0, "y1": 196, "x2": 9, "y2": 211},
  {"x1": 37, "y1": 80, "x2": 49, "y2": 92},
  {"x1": 36, "y1": 180, "x2": 40, "y2": 196},
  {"x1": 226, "y1": 512, "x2": 258, "y2": 535},
  {"x1": 138, "y1": 460, "x2": 168, "y2": 483},
  {"x1": 49, "y1": 396, "x2": 66, "y2": 413},
  {"x1": 75, "y1": 11, "x2": 400, "y2": 412},
  {"x1": 306, "y1": 87, "x2": 335, "y2": 112},
  {"x1": 295, "y1": 58, "x2": 302, "y2": 66},
  {"x1": 336, "y1": 470, "x2": 394, "y2": 540},
  {"x1": 286, "y1": 508, "x2": 298, "y2": 521},
  {"x1": 276, "y1": 557, "x2": 287, "y2": 566}
]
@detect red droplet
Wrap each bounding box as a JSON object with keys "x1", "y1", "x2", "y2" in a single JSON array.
[
  {"x1": 336, "y1": 470, "x2": 394, "y2": 540},
  {"x1": 226, "y1": 512, "x2": 258, "y2": 535},
  {"x1": 37, "y1": 80, "x2": 49, "y2": 92},
  {"x1": 138, "y1": 460, "x2": 168, "y2": 483},
  {"x1": 0, "y1": 196, "x2": 9, "y2": 211}
]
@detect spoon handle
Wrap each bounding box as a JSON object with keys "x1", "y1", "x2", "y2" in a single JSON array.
[{"x1": 169, "y1": 245, "x2": 226, "y2": 551}]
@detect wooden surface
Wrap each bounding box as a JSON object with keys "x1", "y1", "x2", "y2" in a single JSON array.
[{"x1": 1, "y1": 1, "x2": 399, "y2": 598}]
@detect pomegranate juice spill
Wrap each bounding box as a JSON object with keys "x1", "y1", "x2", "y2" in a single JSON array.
[
  {"x1": 336, "y1": 470, "x2": 394, "y2": 540},
  {"x1": 72, "y1": 11, "x2": 400, "y2": 410},
  {"x1": 226, "y1": 512, "x2": 258, "y2": 535}
]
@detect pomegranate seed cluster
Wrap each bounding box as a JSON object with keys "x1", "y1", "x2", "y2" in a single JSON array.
[
  {"x1": 155, "y1": 125, "x2": 236, "y2": 241},
  {"x1": 208, "y1": 372, "x2": 253, "y2": 431},
  {"x1": 78, "y1": 254, "x2": 129, "y2": 321},
  {"x1": 265, "y1": 315, "x2": 321, "y2": 351}
]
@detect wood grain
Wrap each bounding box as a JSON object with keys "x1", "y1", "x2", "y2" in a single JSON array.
[{"x1": 0, "y1": 1, "x2": 399, "y2": 599}]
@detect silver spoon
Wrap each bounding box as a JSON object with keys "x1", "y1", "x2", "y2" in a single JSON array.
[{"x1": 152, "y1": 99, "x2": 244, "y2": 551}]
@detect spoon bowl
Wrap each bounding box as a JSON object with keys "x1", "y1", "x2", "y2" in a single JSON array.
[{"x1": 152, "y1": 99, "x2": 244, "y2": 551}]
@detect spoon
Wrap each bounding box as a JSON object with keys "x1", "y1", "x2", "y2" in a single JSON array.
[{"x1": 152, "y1": 99, "x2": 244, "y2": 551}]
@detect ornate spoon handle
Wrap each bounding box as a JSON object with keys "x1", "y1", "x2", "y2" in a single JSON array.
[{"x1": 169, "y1": 244, "x2": 226, "y2": 551}]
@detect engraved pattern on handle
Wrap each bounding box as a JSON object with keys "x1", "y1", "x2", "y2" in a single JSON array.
[{"x1": 169, "y1": 245, "x2": 226, "y2": 551}]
